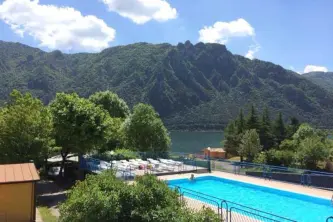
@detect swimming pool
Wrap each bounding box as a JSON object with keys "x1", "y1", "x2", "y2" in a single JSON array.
[{"x1": 168, "y1": 176, "x2": 333, "y2": 222}]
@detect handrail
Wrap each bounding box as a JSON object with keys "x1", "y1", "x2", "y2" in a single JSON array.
[
  {"x1": 212, "y1": 158, "x2": 333, "y2": 177},
  {"x1": 229, "y1": 207, "x2": 281, "y2": 222}
]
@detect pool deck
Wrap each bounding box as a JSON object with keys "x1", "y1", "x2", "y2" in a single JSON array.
[{"x1": 159, "y1": 171, "x2": 333, "y2": 200}]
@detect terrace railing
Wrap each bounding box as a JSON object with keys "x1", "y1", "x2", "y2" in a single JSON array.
[
  {"x1": 81, "y1": 154, "x2": 209, "y2": 179},
  {"x1": 170, "y1": 185, "x2": 297, "y2": 222},
  {"x1": 210, "y1": 158, "x2": 333, "y2": 189}
]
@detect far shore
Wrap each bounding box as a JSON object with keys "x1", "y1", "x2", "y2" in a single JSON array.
[{"x1": 170, "y1": 130, "x2": 223, "y2": 133}]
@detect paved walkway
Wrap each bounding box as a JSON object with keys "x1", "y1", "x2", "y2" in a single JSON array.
[
  {"x1": 159, "y1": 171, "x2": 332, "y2": 199},
  {"x1": 35, "y1": 208, "x2": 43, "y2": 222}
]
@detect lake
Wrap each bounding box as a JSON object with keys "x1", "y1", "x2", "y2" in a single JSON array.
[{"x1": 170, "y1": 131, "x2": 224, "y2": 153}]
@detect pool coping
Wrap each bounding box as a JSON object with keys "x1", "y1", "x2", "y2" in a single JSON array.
[{"x1": 158, "y1": 171, "x2": 333, "y2": 200}]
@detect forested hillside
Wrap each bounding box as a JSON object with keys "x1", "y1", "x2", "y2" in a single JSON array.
[
  {"x1": 1, "y1": 40, "x2": 333, "y2": 129},
  {"x1": 303, "y1": 71, "x2": 333, "y2": 91}
]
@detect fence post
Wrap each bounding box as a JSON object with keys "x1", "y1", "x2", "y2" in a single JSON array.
[{"x1": 208, "y1": 150, "x2": 212, "y2": 173}]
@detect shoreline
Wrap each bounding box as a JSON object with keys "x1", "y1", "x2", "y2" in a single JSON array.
[{"x1": 170, "y1": 130, "x2": 223, "y2": 133}]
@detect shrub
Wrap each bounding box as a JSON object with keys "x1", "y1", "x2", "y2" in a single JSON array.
[
  {"x1": 114, "y1": 148, "x2": 138, "y2": 160},
  {"x1": 91, "y1": 148, "x2": 138, "y2": 162},
  {"x1": 59, "y1": 172, "x2": 220, "y2": 222},
  {"x1": 266, "y1": 149, "x2": 294, "y2": 166},
  {"x1": 254, "y1": 152, "x2": 267, "y2": 164}
]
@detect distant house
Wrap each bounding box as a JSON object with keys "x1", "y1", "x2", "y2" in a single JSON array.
[
  {"x1": 202, "y1": 147, "x2": 226, "y2": 159},
  {"x1": 0, "y1": 163, "x2": 40, "y2": 222}
]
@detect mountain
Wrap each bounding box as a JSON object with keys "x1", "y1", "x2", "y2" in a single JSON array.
[
  {"x1": 1, "y1": 40, "x2": 333, "y2": 129},
  {"x1": 303, "y1": 72, "x2": 333, "y2": 91}
]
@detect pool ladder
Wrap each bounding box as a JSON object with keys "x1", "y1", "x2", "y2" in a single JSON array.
[{"x1": 331, "y1": 194, "x2": 333, "y2": 205}]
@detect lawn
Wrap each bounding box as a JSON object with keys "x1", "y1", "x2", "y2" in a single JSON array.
[{"x1": 38, "y1": 206, "x2": 58, "y2": 222}]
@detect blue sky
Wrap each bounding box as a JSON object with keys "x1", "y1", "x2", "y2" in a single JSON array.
[{"x1": 0, "y1": 0, "x2": 332, "y2": 73}]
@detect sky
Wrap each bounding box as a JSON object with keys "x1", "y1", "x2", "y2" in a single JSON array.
[{"x1": 0, "y1": 0, "x2": 332, "y2": 74}]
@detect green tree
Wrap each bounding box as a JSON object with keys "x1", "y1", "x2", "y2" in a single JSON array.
[
  {"x1": 286, "y1": 116, "x2": 300, "y2": 138},
  {"x1": 236, "y1": 109, "x2": 245, "y2": 134},
  {"x1": 0, "y1": 90, "x2": 53, "y2": 164},
  {"x1": 123, "y1": 103, "x2": 170, "y2": 152},
  {"x1": 99, "y1": 117, "x2": 124, "y2": 153},
  {"x1": 223, "y1": 121, "x2": 240, "y2": 158},
  {"x1": 259, "y1": 107, "x2": 274, "y2": 150},
  {"x1": 59, "y1": 172, "x2": 220, "y2": 222},
  {"x1": 89, "y1": 91, "x2": 130, "y2": 119},
  {"x1": 294, "y1": 135, "x2": 330, "y2": 169},
  {"x1": 246, "y1": 105, "x2": 260, "y2": 131},
  {"x1": 273, "y1": 112, "x2": 286, "y2": 145},
  {"x1": 50, "y1": 93, "x2": 112, "y2": 175},
  {"x1": 292, "y1": 123, "x2": 317, "y2": 144},
  {"x1": 238, "y1": 129, "x2": 262, "y2": 162}
]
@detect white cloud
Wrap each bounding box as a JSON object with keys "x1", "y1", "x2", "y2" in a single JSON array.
[
  {"x1": 289, "y1": 66, "x2": 301, "y2": 74},
  {"x1": 0, "y1": 0, "x2": 116, "y2": 52},
  {"x1": 199, "y1": 18, "x2": 260, "y2": 59},
  {"x1": 245, "y1": 41, "x2": 260, "y2": 60},
  {"x1": 198, "y1": 18, "x2": 255, "y2": 44},
  {"x1": 101, "y1": 0, "x2": 177, "y2": 24},
  {"x1": 303, "y1": 65, "x2": 328, "y2": 73}
]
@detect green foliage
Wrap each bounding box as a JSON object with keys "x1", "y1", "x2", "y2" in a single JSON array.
[
  {"x1": 294, "y1": 135, "x2": 331, "y2": 169},
  {"x1": 273, "y1": 112, "x2": 286, "y2": 145},
  {"x1": 50, "y1": 92, "x2": 113, "y2": 175},
  {"x1": 279, "y1": 139, "x2": 296, "y2": 151},
  {"x1": 1, "y1": 41, "x2": 333, "y2": 130},
  {"x1": 89, "y1": 91, "x2": 130, "y2": 118},
  {"x1": 246, "y1": 105, "x2": 260, "y2": 131},
  {"x1": 265, "y1": 149, "x2": 294, "y2": 166},
  {"x1": 123, "y1": 103, "x2": 171, "y2": 152},
  {"x1": 50, "y1": 93, "x2": 112, "y2": 155},
  {"x1": 223, "y1": 121, "x2": 241, "y2": 157},
  {"x1": 259, "y1": 107, "x2": 274, "y2": 150},
  {"x1": 286, "y1": 117, "x2": 300, "y2": 138},
  {"x1": 239, "y1": 129, "x2": 262, "y2": 162},
  {"x1": 0, "y1": 90, "x2": 53, "y2": 164},
  {"x1": 114, "y1": 148, "x2": 138, "y2": 160},
  {"x1": 253, "y1": 152, "x2": 267, "y2": 164},
  {"x1": 292, "y1": 123, "x2": 317, "y2": 144},
  {"x1": 99, "y1": 117, "x2": 124, "y2": 153},
  {"x1": 303, "y1": 71, "x2": 333, "y2": 91},
  {"x1": 59, "y1": 172, "x2": 220, "y2": 222},
  {"x1": 236, "y1": 109, "x2": 245, "y2": 134}
]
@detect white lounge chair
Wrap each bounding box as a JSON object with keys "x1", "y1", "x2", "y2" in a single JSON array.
[{"x1": 147, "y1": 158, "x2": 160, "y2": 165}]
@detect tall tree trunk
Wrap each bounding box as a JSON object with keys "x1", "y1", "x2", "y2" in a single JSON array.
[{"x1": 59, "y1": 150, "x2": 68, "y2": 177}]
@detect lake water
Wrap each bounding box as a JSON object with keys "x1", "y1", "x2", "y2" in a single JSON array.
[{"x1": 170, "y1": 131, "x2": 223, "y2": 153}]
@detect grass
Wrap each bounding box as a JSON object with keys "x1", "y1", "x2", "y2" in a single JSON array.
[
  {"x1": 38, "y1": 206, "x2": 58, "y2": 222},
  {"x1": 228, "y1": 156, "x2": 241, "y2": 161}
]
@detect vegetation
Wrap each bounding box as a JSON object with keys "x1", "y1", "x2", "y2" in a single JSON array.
[
  {"x1": 0, "y1": 90, "x2": 53, "y2": 165},
  {"x1": 1, "y1": 41, "x2": 333, "y2": 130},
  {"x1": 123, "y1": 103, "x2": 171, "y2": 152},
  {"x1": 0, "y1": 89, "x2": 170, "y2": 176},
  {"x1": 59, "y1": 171, "x2": 220, "y2": 222},
  {"x1": 223, "y1": 106, "x2": 333, "y2": 170},
  {"x1": 50, "y1": 93, "x2": 113, "y2": 175},
  {"x1": 303, "y1": 71, "x2": 333, "y2": 91},
  {"x1": 89, "y1": 91, "x2": 130, "y2": 119},
  {"x1": 38, "y1": 206, "x2": 58, "y2": 222},
  {"x1": 91, "y1": 148, "x2": 139, "y2": 162},
  {"x1": 239, "y1": 129, "x2": 262, "y2": 162}
]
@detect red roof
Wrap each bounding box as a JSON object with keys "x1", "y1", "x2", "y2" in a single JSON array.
[{"x1": 0, "y1": 163, "x2": 40, "y2": 184}]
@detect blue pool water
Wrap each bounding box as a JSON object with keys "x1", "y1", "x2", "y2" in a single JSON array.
[{"x1": 168, "y1": 176, "x2": 333, "y2": 222}]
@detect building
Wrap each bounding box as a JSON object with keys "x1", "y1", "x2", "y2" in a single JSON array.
[
  {"x1": 0, "y1": 163, "x2": 40, "y2": 222},
  {"x1": 202, "y1": 147, "x2": 226, "y2": 159}
]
